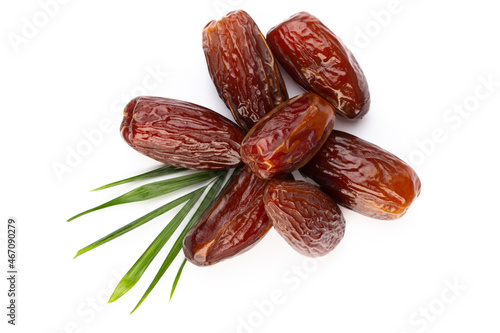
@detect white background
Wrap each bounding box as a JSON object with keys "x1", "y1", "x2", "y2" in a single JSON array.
[{"x1": 2, "y1": 0, "x2": 500, "y2": 332}]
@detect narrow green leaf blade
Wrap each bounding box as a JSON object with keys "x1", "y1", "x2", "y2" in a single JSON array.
[
  {"x1": 91, "y1": 165, "x2": 185, "y2": 191},
  {"x1": 67, "y1": 170, "x2": 222, "y2": 222},
  {"x1": 169, "y1": 258, "x2": 187, "y2": 301},
  {"x1": 108, "y1": 186, "x2": 206, "y2": 303},
  {"x1": 74, "y1": 191, "x2": 194, "y2": 258},
  {"x1": 131, "y1": 171, "x2": 228, "y2": 313}
]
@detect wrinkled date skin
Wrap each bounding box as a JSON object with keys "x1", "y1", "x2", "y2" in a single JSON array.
[
  {"x1": 121, "y1": 96, "x2": 245, "y2": 170},
  {"x1": 301, "y1": 130, "x2": 421, "y2": 220},
  {"x1": 183, "y1": 166, "x2": 271, "y2": 266},
  {"x1": 240, "y1": 93, "x2": 335, "y2": 180},
  {"x1": 267, "y1": 12, "x2": 370, "y2": 120},
  {"x1": 263, "y1": 180, "x2": 345, "y2": 257},
  {"x1": 203, "y1": 10, "x2": 289, "y2": 132}
]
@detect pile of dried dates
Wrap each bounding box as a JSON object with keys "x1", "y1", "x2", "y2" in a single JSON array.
[{"x1": 121, "y1": 10, "x2": 421, "y2": 267}]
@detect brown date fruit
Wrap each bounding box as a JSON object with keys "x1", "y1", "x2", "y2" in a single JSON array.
[
  {"x1": 240, "y1": 93, "x2": 335, "y2": 180},
  {"x1": 203, "y1": 10, "x2": 289, "y2": 132},
  {"x1": 120, "y1": 96, "x2": 245, "y2": 170},
  {"x1": 267, "y1": 12, "x2": 370, "y2": 120},
  {"x1": 183, "y1": 166, "x2": 271, "y2": 266},
  {"x1": 263, "y1": 180, "x2": 345, "y2": 257},
  {"x1": 300, "y1": 130, "x2": 421, "y2": 220}
]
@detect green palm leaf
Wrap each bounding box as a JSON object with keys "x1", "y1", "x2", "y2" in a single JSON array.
[
  {"x1": 108, "y1": 186, "x2": 206, "y2": 303},
  {"x1": 67, "y1": 170, "x2": 222, "y2": 222},
  {"x1": 170, "y1": 258, "x2": 187, "y2": 301},
  {"x1": 91, "y1": 165, "x2": 185, "y2": 191},
  {"x1": 131, "y1": 171, "x2": 228, "y2": 313},
  {"x1": 74, "y1": 191, "x2": 194, "y2": 258}
]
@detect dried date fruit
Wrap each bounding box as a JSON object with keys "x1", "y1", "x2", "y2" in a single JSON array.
[
  {"x1": 263, "y1": 180, "x2": 345, "y2": 257},
  {"x1": 267, "y1": 12, "x2": 370, "y2": 120},
  {"x1": 121, "y1": 96, "x2": 245, "y2": 170},
  {"x1": 203, "y1": 10, "x2": 289, "y2": 132},
  {"x1": 240, "y1": 93, "x2": 335, "y2": 180},
  {"x1": 183, "y1": 166, "x2": 271, "y2": 266},
  {"x1": 300, "y1": 130, "x2": 421, "y2": 220}
]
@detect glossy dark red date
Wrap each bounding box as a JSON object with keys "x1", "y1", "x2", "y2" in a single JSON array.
[
  {"x1": 263, "y1": 180, "x2": 345, "y2": 257},
  {"x1": 121, "y1": 96, "x2": 245, "y2": 170},
  {"x1": 301, "y1": 130, "x2": 421, "y2": 220},
  {"x1": 240, "y1": 93, "x2": 335, "y2": 179},
  {"x1": 183, "y1": 166, "x2": 271, "y2": 266},
  {"x1": 267, "y1": 12, "x2": 370, "y2": 120},
  {"x1": 203, "y1": 10, "x2": 288, "y2": 132}
]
